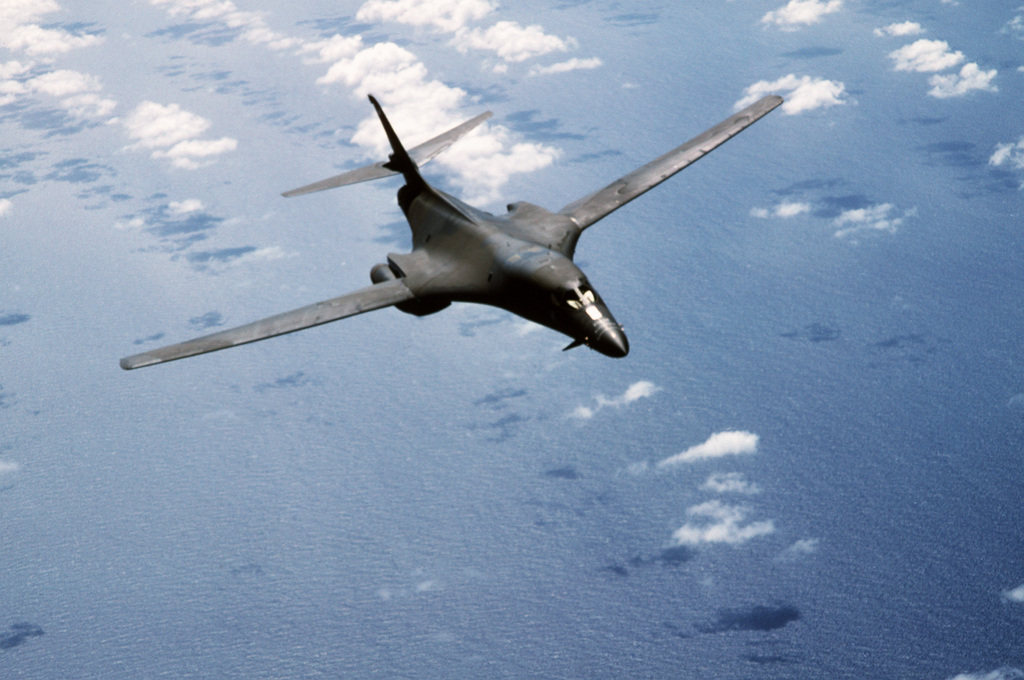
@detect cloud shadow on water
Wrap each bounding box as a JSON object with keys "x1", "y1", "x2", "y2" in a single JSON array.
[
  {"x1": 254, "y1": 371, "x2": 314, "y2": 393},
  {"x1": 781, "y1": 47, "x2": 843, "y2": 59},
  {"x1": 543, "y1": 466, "x2": 580, "y2": 480},
  {"x1": 780, "y1": 323, "x2": 840, "y2": 343},
  {"x1": 697, "y1": 605, "x2": 801, "y2": 634},
  {"x1": 189, "y1": 311, "x2": 224, "y2": 330},
  {"x1": 132, "y1": 332, "x2": 165, "y2": 346},
  {"x1": 0, "y1": 313, "x2": 30, "y2": 327},
  {"x1": 504, "y1": 111, "x2": 585, "y2": 142},
  {"x1": 0, "y1": 623, "x2": 44, "y2": 650}
]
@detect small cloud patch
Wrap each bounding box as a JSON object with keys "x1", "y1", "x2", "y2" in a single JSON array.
[
  {"x1": 874, "y1": 21, "x2": 925, "y2": 37},
  {"x1": 775, "y1": 538, "x2": 820, "y2": 562},
  {"x1": 657, "y1": 431, "x2": 758, "y2": 467},
  {"x1": 761, "y1": 0, "x2": 842, "y2": 30},
  {"x1": 948, "y1": 670, "x2": 1024, "y2": 680},
  {"x1": 123, "y1": 101, "x2": 237, "y2": 169},
  {"x1": 571, "y1": 380, "x2": 659, "y2": 419},
  {"x1": 1002, "y1": 583, "x2": 1024, "y2": 604},
  {"x1": 990, "y1": 137, "x2": 1024, "y2": 171},
  {"x1": 701, "y1": 472, "x2": 760, "y2": 494},
  {"x1": 833, "y1": 203, "x2": 915, "y2": 238},
  {"x1": 750, "y1": 201, "x2": 811, "y2": 218},
  {"x1": 736, "y1": 75, "x2": 846, "y2": 114},
  {"x1": 671, "y1": 500, "x2": 775, "y2": 545}
]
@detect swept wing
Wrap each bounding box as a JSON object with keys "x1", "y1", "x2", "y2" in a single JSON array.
[
  {"x1": 559, "y1": 95, "x2": 783, "y2": 230},
  {"x1": 120, "y1": 278, "x2": 414, "y2": 370},
  {"x1": 282, "y1": 110, "x2": 493, "y2": 197}
]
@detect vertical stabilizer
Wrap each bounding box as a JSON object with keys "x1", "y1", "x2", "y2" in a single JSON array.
[{"x1": 368, "y1": 95, "x2": 424, "y2": 190}]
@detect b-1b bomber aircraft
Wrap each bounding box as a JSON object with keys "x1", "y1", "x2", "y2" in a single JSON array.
[{"x1": 120, "y1": 93, "x2": 782, "y2": 370}]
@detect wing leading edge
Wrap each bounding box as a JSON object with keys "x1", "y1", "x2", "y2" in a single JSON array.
[
  {"x1": 558, "y1": 95, "x2": 783, "y2": 230},
  {"x1": 120, "y1": 278, "x2": 415, "y2": 370}
]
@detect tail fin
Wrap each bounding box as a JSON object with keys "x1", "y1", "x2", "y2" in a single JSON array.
[
  {"x1": 369, "y1": 95, "x2": 418, "y2": 183},
  {"x1": 282, "y1": 97, "x2": 492, "y2": 198}
]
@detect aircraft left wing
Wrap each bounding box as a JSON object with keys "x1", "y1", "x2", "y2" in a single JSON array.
[
  {"x1": 558, "y1": 95, "x2": 783, "y2": 230},
  {"x1": 120, "y1": 278, "x2": 414, "y2": 370},
  {"x1": 282, "y1": 109, "x2": 493, "y2": 197}
]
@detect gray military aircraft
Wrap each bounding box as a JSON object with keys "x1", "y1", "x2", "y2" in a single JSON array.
[{"x1": 121, "y1": 94, "x2": 783, "y2": 370}]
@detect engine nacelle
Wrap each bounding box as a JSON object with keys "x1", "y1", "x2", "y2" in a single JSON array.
[
  {"x1": 370, "y1": 262, "x2": 450, "y2": 316},
  {"x1": 370, "y1": 262, "x2": 398, "y2": 284}
]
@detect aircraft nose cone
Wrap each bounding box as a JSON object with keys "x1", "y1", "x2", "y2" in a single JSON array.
[{"x1": 593, "y1": 322, "x2": 629, "y2": 358}]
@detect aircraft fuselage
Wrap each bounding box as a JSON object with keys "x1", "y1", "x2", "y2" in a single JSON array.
[{"x1": 375, "y1": 186, "x2": 629, "y2": 357}]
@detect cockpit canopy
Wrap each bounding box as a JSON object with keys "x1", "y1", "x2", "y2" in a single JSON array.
[{"x1": 557, "y1": 283, "x2": 597, "y2": 310}]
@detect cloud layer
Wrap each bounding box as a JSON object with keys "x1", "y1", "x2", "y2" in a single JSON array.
[{"x1": 149, "y1": 0, "x2": 594, "y2": 202}]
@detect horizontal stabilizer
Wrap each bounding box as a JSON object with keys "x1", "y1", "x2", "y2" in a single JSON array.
[
  {"x1": 559, "y1": 95, "x2": 783, "y2": 230},
  {"x1": 120, "y1": 278, "x2": 414, "y2": 369},
  {"x1": 282, "y1": 109, "x2": 492, "y2": 198}
]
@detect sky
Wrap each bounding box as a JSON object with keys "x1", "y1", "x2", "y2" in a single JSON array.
[{"x1": 2, "y1": 0, "x2": 1024, "y2": 678}]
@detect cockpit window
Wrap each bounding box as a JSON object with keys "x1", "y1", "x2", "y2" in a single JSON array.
[{"x1": 558, "y1": 284, "x2": 597, "y2": 310}]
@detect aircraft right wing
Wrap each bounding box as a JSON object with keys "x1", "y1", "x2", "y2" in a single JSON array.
[
  {"x1": 120, "y1": 278, "x2": 415, "y2": 370},
  {"x1": 558, "y1": 95, "x2": 783, "y2": 230},
  {"x1": 282, "y1": 109, "x2": 493, "y2": 198}
]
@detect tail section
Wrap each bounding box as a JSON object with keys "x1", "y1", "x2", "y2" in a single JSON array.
[
  {"x1": 282, "y1": 97, "x2": 492, "y2": 198},
  {"x1": 369, "y1": 95, "x2": 420, "y2": 185}
]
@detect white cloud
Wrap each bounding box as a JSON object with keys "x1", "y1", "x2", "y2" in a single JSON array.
[
  {"x1": 1002, "y1": 584, "x2": 1024, "y2": 603},
  {"x1": 528, "y1": 57, "x2": 603, "y2": 77},
  {"x1": 1002, "y1": 8, "x2": 1024, "y2": 40},
  {"x1": 0, "y1": 0, "x2": 104, "y2": 56},
  {"x1": 148, "y1": 0, "x2": 299, "y2": 50},
  {"x1": 0, "y1": 64, "x2": 116, "y2": 117},
  {"x1": 0, "y1": 198, "x2": 12, "y2": 217},
  {"x1": 154, "y1": 0, "x2": 564, "y2": 200},
  {"x1": 833, "y1": 203, "x2": 914, "y2": 238},
  {"x1": 0, "y1": 459, "x2": 20, "y2": 474},
  {"x1": 570, "y1": 380, "x2": 660, "y2": 420},
  {"x1": 736, "y1": 74, "x2": 846, "y2": 114},
  {"x1": 751, "y1": 201, "x2": 811, "y2": 218},
  {"x1": 889, "y1": 39, "x2": 964, "y2": 72},
  {"x1": 874, "y1": 21, "x2": 924, "y2": 37},
  {"x1": 124, "y1": 102, "x2": 237, "y2": 169},
  {"x1": 991, "y1": 137, "x2": 1024, "y2": 170},
  {"x1": 671, "y1": 500, "x2": 775, "y2": 545},
  {"x1": 701, "y1": 472, "x2": 761, "y2": 494},
  {"x1": 438, "y1": 127, "x2": 560, "y2": 204},
  {"x1": 657, "y1": 431, "x2": 759, "y2": 467},
  {"x1": 948, "y1": 670, "x2": 1024, "y2": 680},
  {"x1": 452, "y1": 21, "x2": 575, "y2": 63},
  {"x1": 25, "y1": 69, "x2": 98, "y2": 96},
  {"x1": 775, "y1": 538, "x2": 820, "y2": 561},
  {"x1": 761, "y1": 0, "x2": 842, "y2": 30},
  {"x1": 168, "y1": 199, "x2": 204, "y2": 214},
  {"x1": 927, "y1": 62, "x2": 998, "y2": 98},
  {"x1": 356, "y1": 0, "x2": 496, "y2": 32}
]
